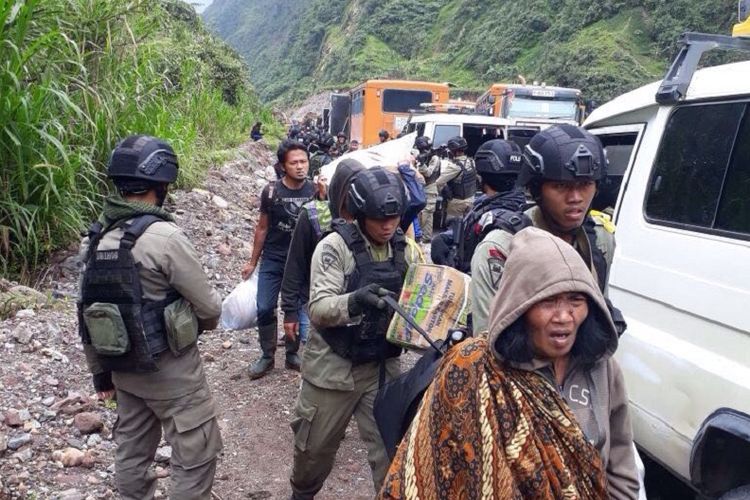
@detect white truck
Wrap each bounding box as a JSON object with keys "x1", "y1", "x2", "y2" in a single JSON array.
[{"x1": 584, "y1": 23, "x2": 750, "y2": 499}]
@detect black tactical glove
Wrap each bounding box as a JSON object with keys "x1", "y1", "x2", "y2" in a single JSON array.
[
  {"x1": 348, "y1": 284, "x2": 393, "y2": 317},
  {"x1": 92, "y1": 371, "x2": 114, "y2": 393}
]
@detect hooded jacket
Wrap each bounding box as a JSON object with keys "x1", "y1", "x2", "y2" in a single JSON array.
[
  {"x1": 487, "y1": 227, "x2": 638, "y2": 500},
  {"x1": 280, "y1": 159, "x2": 365, "y2": 323}
]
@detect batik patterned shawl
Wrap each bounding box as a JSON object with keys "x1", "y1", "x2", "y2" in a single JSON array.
[{"x1": 379, "y1": 338, "x2": 607, "y2": 500}]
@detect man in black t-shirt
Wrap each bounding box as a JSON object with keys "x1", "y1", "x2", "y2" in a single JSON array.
[{"x1": 242, "y1": 140, "x2": 316, "y2": 379}]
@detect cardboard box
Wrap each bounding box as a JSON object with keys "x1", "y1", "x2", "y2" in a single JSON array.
[{"x1": 387, "y1": 264, "x2": 471, "y2": 350}]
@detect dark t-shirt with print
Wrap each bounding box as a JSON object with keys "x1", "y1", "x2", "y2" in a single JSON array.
[{"x1": 260, "y1": 179, "x2": 315, "y2": 261}]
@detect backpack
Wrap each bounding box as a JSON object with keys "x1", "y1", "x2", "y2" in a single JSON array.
[{"x1": 434, "y1": 192, "x2": 530, "y2": 273}]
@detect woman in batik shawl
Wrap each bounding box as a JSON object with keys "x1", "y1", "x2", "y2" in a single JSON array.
[{"x1": 380, "y1": 227, "x2": 639, "y2": 500}]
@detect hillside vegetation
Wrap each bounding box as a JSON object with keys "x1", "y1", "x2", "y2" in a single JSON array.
[
  {"x1": 1, "y1": 0, "x2": 280, "y2": 280},
  {"x1": 204, "y1": 0, "x2": 740, "y2": 103}
]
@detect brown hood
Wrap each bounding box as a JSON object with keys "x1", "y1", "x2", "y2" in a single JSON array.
[{"x1": 487, "y1": 226, "x2": 618, "y2": 365}]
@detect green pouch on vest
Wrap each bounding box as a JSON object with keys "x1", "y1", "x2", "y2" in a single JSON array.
[
  {"x1": 164, "y1": 298, "x2": 198, "y2": 356},
  {"x1": 83, "y1": 302, "x2": 131, "y2": 356}
]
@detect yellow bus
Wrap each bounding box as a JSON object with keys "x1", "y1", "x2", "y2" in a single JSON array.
[
  {"x1": 350, "y1": 80, "x2": 450, "y2": 146},
  {"x1": 476, "y1": 83, "x2": 584, "y2": 125}
]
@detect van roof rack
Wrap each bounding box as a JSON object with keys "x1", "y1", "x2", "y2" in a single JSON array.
[{"x1": 656, "y1": 32, "x2": 750, "y2": 104}]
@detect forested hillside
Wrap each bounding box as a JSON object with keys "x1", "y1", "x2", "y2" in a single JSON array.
[
  {"x1": 1, "y1": 0, "x2": 279, "y2": 280},
  {"x1": 204, "y1": 0, "x2": 739, "y2": 103}
]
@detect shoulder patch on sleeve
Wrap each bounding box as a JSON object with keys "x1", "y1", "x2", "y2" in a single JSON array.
[{"x1": 321, "y1": 250, "x2": 337, "y2": 271}]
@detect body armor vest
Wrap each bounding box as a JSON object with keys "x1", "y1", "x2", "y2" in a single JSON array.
[
  {"x1": 320, "y1": 223, "x2": 407, "y2": 365},
  {"x1": 78, "y1": 215, "x2": 179, "y2": 373},
  {"x1": 447, "y1": 158, "x2": 477, "y2": 199}
]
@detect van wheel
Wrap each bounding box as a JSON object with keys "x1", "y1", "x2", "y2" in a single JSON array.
[{"x1": 719, "y1": 485, "x2": 750, "y2": 500}]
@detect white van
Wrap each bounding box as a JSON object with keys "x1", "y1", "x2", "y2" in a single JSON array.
[
  {"x1": 584, "y1": 32, "x2": 750, "y2": 498},
  {"x1": 403, "y1": 112, "x2": 540, "y2": 155}
]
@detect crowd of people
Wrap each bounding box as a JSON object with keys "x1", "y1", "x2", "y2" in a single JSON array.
[{"x1": 76, "y1": 123, "x2": 643, "y2": 499}]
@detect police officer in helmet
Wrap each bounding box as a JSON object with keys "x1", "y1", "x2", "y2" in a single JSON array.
[
  {"x1": 413, "y1": 136, "x2": 441, "y2": 243},
  {"x1": 430, "y1": 139, "x2": 527, "y2": 270},
  {"x1": 290, "y1": 167, "x2": 423, "y2": 499},
  {"x1": 434, "y1": 135, "x2": 477, "y2": 221},
  {"x1": 470, "y1": 124, "x2": 616, "y2": 334},
  {"x1": 78, "y1": 135, "x2": 223, "y2": 498}
]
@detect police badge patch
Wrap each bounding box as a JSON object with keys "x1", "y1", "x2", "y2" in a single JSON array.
[
  {"x1": 321, "y1": 251, "x2": 337, "y2": 271},
  {"x1": 488, "y1": 257, "x2": 505, "y2": 289}
]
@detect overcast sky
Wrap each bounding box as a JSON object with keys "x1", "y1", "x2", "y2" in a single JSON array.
[{"x1": 191, "y1": 0, "x2": 212, "y2": 13}]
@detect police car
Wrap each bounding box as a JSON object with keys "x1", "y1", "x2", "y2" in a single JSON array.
[{"x1": 583, "y1": 6, "x2": 750, "y2": 498}]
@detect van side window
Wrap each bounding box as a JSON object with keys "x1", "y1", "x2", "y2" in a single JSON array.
[
  {"x1": 594, "y1": 132, "x2": 639, "y2": 211},
  {"x1": 645, "y1": 101, "x2": 750, "y2": 236},
  {"x1": 715, "y1": 111, "x2": 750, "y2": 233}
]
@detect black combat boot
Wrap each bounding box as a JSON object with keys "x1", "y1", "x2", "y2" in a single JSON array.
[
  {"x1": 248, "y1": 323, "x2": 276, "y2": 379},
  {"x1": 285, "y1": 333, "x2": 301, "y2": 371}
]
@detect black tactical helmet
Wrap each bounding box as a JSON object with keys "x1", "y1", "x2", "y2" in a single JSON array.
[
  {"x1": 107, "y1": 135, "x2": 179, "y2": 186},
  {"x1": 318, "y1": 133, "x2": 335, "y2": 149},
  {"x1": 474, "y1": 139, "x2": 524, "y2": 176},
  {"x1": 517, "y1": 124, "x2": 607, "y2": 187},
  {"x1": 446, "y1": 136, "x2": 468, "y2": 152},
  {"x1": 347, "y1": 167, "x2": 406, "y2": 220},
  {"x1": 378, "y1": 129, "x2": 390, "y2": 140},
  {"x1": 414, "y1": 136, "x2": 432, "y2": 152}
]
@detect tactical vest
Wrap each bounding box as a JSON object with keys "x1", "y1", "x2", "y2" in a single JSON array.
[
  {"x1": 447, "y1": 158, "x2": 477, "y2": 199},
  {"x1": 320, "y1": 223, "x2": 407, "y2": 365},
  {"x1": 582, "y1": 217, "x2": 609, "y2": 292},
  {"x1": 78, "y1": 215, "x2": 179, "y2": 373}
]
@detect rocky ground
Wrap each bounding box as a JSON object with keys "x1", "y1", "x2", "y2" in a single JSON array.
[{"x1": 0, "y1": 140, "x2": 374, "y2": 499}]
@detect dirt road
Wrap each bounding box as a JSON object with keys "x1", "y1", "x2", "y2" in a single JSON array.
[{"x1": 0, "y1": 140, "x2": 373, "y2": 499}]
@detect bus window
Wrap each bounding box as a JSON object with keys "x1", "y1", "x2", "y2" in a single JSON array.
[
  {"x1": 352, "y1": 91, "x2": 364, "y2": 114},
  {"x1": 433, "y1": 124, "x2": 460, "y2": 147},
  {"x1": 382, "y1": 89, "x2": 434, "y2": 113}
]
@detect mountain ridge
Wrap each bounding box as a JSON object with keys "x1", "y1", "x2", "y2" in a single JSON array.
[{"x1": 203, "y1": 0, "x2": 740, "y2": 103}]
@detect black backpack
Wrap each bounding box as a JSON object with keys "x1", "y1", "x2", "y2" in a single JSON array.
[{"x1": 432, "y1": 191, "x2": 530, "y2": 273}]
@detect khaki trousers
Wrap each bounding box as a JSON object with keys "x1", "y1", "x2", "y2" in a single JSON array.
[
  {"x1": 114, "y1": 384, "x2": 222, "y2": 500},
  {"x1": 290, "y1": 362, "x2": 398, "y2": 499},
  {"x1": 419, "y1": 192, "x2": 438, "y2": 241},
  {"x1": 446, "y1": 196, "x2": 474, "y2": 220}
]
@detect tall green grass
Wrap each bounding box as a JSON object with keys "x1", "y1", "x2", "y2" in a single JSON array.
[{"x1": 0, "y1": 0, "x2": 278, "y2": 282}]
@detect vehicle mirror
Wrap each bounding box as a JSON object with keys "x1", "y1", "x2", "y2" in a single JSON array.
[{"x1": 488, "y1": 96, "x2": 496, "y2": 104}]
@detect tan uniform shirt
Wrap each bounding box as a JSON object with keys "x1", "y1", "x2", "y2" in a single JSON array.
[
  {"x1": 80, "y1": 219, "x2": 221, "y2": 399},
  {"x1": 304, "y1": 224, "x2": 424, "y2": 390},
  {"x1": 435, "y1": 156, "x2": 474, "y2": 196},
  {"x1": 470, "y1": 206, "x2": 615, "y2": 335},
  {"x1": 417, "y1": 155, "x2": 441, "y2": 196}
]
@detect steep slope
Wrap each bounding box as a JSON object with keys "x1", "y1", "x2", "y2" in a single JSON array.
[{"x1": 204, "y1": 0, "x2": 741, "y2": 103}]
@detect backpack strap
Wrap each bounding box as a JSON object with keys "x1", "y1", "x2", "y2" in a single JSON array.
[
  {"x1": 120, "y1": 215, "x2": 165, "y2": 251},
  {"x1": 583, "y1": 217, "x2": 609, "y2": 291},
  {"x1": 391, "y1": 229, "x2": 407, "y2": 274},
  {"x1": 334, "y1": 222, "x2": 372, "y2": 269}
]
